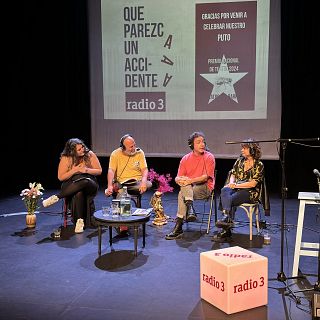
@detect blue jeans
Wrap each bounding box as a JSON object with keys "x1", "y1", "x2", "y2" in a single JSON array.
[{"x1": 220, "y1": 187, "x2": 251, "y2": 212}]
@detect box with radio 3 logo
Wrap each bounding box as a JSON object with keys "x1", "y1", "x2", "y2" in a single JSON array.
[{"x1": 200, "y1": 246, "x2": 268, "y2": 314}]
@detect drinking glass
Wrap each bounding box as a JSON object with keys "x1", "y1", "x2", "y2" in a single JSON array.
[{"x1": 102, "y1": 206, "x2": 109, "y2": 216}]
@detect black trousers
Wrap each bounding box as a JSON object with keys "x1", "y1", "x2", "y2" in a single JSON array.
[{"x1": 58, "y1": 174, "x2": 98, "y2": 224}]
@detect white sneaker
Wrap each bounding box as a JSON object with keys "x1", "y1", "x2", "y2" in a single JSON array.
[
  {"x1": 75, "y1": 218, "x2": 84, "y2": 233},
  {"x1": 42, "y1": 195, "x2": 59, "y2": 207}
]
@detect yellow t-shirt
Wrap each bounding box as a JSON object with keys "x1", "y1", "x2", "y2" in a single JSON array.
[{"x1": 109, "y1": 148, "x2": 148, "y2": 183}]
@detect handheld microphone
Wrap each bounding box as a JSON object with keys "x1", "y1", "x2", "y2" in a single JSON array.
[
  {"x1": 128, "y1": 147, "x2": 140, "y2": 156},
  {"x1": 124, "y1": 147, "x2": 140, "y2": 156},
  {"x1": 313, "y1": 169, "x2": 320, "y2": 178}
]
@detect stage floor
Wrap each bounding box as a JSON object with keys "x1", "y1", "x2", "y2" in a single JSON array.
[{"x1": 0, "y1": 189, "x2": 319, "y2": 320}]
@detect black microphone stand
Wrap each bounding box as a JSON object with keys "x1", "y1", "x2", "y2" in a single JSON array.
[
  {"x1": 226, "y1": 138, "x2": 320, "y2": 288},
  {"x1": 267, "y1": 138, "x2": 320, "y2": 308},
  {"x1": 269, "y1": 139, "x2": 306, "y2": 286},
  {"x1": 277, "y1": 141, "x2": 303, "y2": 281},
  {"x1": 279, "y1": 141, "x2": 288, "y2": 281}
]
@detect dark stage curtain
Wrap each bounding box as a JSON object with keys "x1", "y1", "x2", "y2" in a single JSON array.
[{"x1": 2, "y1": 0, "x2": 318, "y2": 198}]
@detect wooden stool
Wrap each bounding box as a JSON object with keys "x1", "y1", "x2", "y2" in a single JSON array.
[
  {"x1": 238, "y1": 203, "x2": 260, "y2": 240},
  {"x1": 292, "y1": 192, "x2": 320, "y2": 276}
]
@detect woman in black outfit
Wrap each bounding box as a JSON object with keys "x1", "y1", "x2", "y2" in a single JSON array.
[{"x1": 42, "y1": 138, "x2": 102, "y2": 233}]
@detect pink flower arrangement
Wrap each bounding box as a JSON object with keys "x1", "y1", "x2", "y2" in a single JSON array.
[
  {"x1": 20, "y1": 182, "x2": 44, "y2": 214},
  {"x1": 148, "y1": 168, "x2": 174, "y2": 194}
]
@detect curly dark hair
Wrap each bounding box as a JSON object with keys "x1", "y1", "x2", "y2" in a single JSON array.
[
  {"x1": 241, "y1": 138, "x2": 262, "y2": 160},
  {"x1": 188, "y1": 131, "x2": 206, "y2": 150},
  {"x1": 60, "y1": 138, "x2": 91, "y2": 166}
]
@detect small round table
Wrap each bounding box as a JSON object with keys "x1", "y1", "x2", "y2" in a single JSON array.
[{"x1": 93, "y1": 210, "x2": 151, "y2": 257}]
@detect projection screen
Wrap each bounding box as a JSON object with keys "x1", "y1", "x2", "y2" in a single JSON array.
[{"x1": 88, "y1": 0, "x2": 281, "y2": 159}]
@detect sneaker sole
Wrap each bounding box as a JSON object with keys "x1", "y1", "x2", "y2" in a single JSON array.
[
  {"x1": 42, "y1": 196, "x2": 59, "y2": 208},
  {"x1": 165, "y1": 233, "x2": 183, "y2": 240}
]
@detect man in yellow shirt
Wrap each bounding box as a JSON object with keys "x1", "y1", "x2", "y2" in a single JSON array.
[
  {"x1": 105, "y1": 134, "x2": 152, "y2": 234},
  {"x1": 105, "y1": 134, "x2": 152, "y2": 196}
]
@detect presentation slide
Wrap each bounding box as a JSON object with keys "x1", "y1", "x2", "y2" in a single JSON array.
[{"x1": 89, "y1": 0, "x2": 281, "y2": 159}]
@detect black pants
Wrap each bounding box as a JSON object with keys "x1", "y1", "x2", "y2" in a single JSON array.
[{"x1": 58, "y1": 174, "x2": 98, "y2": 224}]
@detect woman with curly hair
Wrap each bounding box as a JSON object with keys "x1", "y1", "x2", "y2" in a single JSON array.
[
  {"x1": 42, "y1": 138, "x2": 102, "y2": 233},
  {"x1": 214, "y1": 138, "x2": 264, "y2": 239}
]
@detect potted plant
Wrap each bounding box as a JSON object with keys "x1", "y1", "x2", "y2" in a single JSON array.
[{"x1": 20, "y1": 182, "x2": 44, "y2": 228}]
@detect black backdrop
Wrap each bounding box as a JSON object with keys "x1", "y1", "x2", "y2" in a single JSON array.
[{"x1": 2, "y1": 0, "x2": 319, "y2": 199}]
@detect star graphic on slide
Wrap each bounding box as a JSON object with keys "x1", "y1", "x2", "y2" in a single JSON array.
[{"x1": 200, "y1": 55, "x2": 248, "y2": 103}]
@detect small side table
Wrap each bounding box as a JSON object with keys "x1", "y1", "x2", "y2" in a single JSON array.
[
  {"x1": 93, "y1": 210, "x2": 151, "y2": 257},
  {"x1": 292, "y1": 192, "x2": 320, "y2": 277}
]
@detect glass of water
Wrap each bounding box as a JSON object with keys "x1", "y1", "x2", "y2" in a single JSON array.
[
  {"x1": 102, "y1": 206, "x2": 109, "y2": 216},
  {"x1": 111, "y1": 199, "x2": 120, "y2": 217},
  {"x1": 53, "y1": 228, "x2": 61, "y2": 238}
]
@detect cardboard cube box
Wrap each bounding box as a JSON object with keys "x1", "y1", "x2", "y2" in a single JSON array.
[{"x1": 200, "y1": 246, "x2": 268, "y2": 314}]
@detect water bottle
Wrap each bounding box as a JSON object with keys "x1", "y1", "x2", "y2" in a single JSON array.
[{"x1": 120, "y1": 186, "x2": 131, "y2": 216}]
